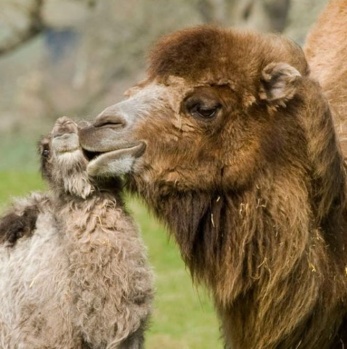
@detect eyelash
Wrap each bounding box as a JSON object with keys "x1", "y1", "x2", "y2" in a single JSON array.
[{"x1": 187, "y1": 102, "x2": 221, "y2": 119}]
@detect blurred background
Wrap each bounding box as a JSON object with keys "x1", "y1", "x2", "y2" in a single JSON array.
[{"x1": 0, "y1": 1, "x2": 328, "y2": 348}]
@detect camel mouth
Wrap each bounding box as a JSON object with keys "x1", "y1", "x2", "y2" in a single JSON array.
[
  {"x1": 83, "y1": 142, "x2": 146, "y2": 162},
  {"x1": 51, "y1": 133, "x2": 80, "y2": 154},
  {"x1": 85, "y1": 141, "x2": 146, "y2": 177},
  {"x1": 83, "y1": 149, "x2": 103, "y2": 161}
]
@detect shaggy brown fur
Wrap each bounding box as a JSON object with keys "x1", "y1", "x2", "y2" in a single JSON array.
[
  {"x1": 0, "y1": 117, "x2": 153, "y2": 348},
  {"x1": 79, "y1": 23, "x2": 347, "y2": 349}
]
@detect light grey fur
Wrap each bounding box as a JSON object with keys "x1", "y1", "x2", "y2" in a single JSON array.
[{"x1": 0, "y1": 117, "x2": 153, "y2": 349}]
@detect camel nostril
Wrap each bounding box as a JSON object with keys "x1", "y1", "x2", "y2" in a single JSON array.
[
  {"x1": 94, "y1": 115, "x2": 126, "y2": 129},
  {"x1": 52, "y1": 119, "x2": 78, "y2": 138}
]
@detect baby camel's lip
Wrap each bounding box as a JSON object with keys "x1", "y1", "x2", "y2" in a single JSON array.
[
  {"x1": 53, "y1": 131, "x2": 75, "y2": 139},
  {"x1": 51, "y1": 133, "x2": 80, "y2": 154}
]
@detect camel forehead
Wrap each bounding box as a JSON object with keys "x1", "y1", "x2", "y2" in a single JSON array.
[
  {"x1": 147, "y1": 26, "x2": 308, "y2": 83},
  {"x1": 148, "y1": 27, "x2": 238, "y2": 82}
]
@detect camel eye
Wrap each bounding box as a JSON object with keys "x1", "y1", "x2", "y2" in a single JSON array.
[{"x1": 185, "y1": 100, "x2": 221, "y2": 120}]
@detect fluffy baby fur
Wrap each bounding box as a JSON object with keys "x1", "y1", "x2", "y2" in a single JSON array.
[
  {"x1": 79, "y1": 10, "x2": 347, "y2": 349},
  {"x1": 0, "y1": 117, "x2": 153, "y2": 348}
]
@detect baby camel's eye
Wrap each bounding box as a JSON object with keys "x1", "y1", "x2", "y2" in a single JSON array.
[
  {"x1": 38, "y1": 137, "x2": 51, "y2": 159},
  {"x1": 185, "y1": 98, "x2": 222, "y2": 120}
]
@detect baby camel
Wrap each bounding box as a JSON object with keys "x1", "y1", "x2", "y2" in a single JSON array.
[{"x1": 0, "y1": 117, "x2": 153, "y2": 349}]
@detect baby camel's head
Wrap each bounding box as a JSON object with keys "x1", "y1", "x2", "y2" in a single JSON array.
[{"x1": 39, "y1": 117, "x2": 121, "y2": 199}]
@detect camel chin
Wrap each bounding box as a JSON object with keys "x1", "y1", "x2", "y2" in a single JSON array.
[{"x1": 87, "y1": 142, "x2": 146, "y2": 177}]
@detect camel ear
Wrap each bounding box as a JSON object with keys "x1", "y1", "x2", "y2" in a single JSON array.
[{"x1": 259, "y1": 62, "x2": 301, "y2": 106}]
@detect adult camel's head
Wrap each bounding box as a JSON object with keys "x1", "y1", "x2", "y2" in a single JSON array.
[{"x1": 79, "y1": 26, "x2": 309, "y2": 193}]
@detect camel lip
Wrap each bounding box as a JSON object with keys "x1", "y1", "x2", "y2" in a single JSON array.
[
  {"x1": 53, "y1": 131, "x2": 75, "y2": 139},
  {"x1": 84, "y1": 141, "x2": 146, "y2": 162},
  {"x1": 51, "y1": 133, "x2": 80, "y2": 154}
]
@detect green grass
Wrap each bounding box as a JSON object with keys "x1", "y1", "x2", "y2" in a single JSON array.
[
  {"x1": 0, "y1": 171, "x2": 46, "y2": 206},
  {"x1": 0, "y1": 132, "x2": 44, "y2": 172},
  {"x1": 0, "y1": 171, "x2": 222, "y2": 349}
]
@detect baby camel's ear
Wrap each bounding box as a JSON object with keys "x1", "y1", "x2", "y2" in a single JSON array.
[{"x1": 259, "y1": 62, "x2": 301, "y2": 107}]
